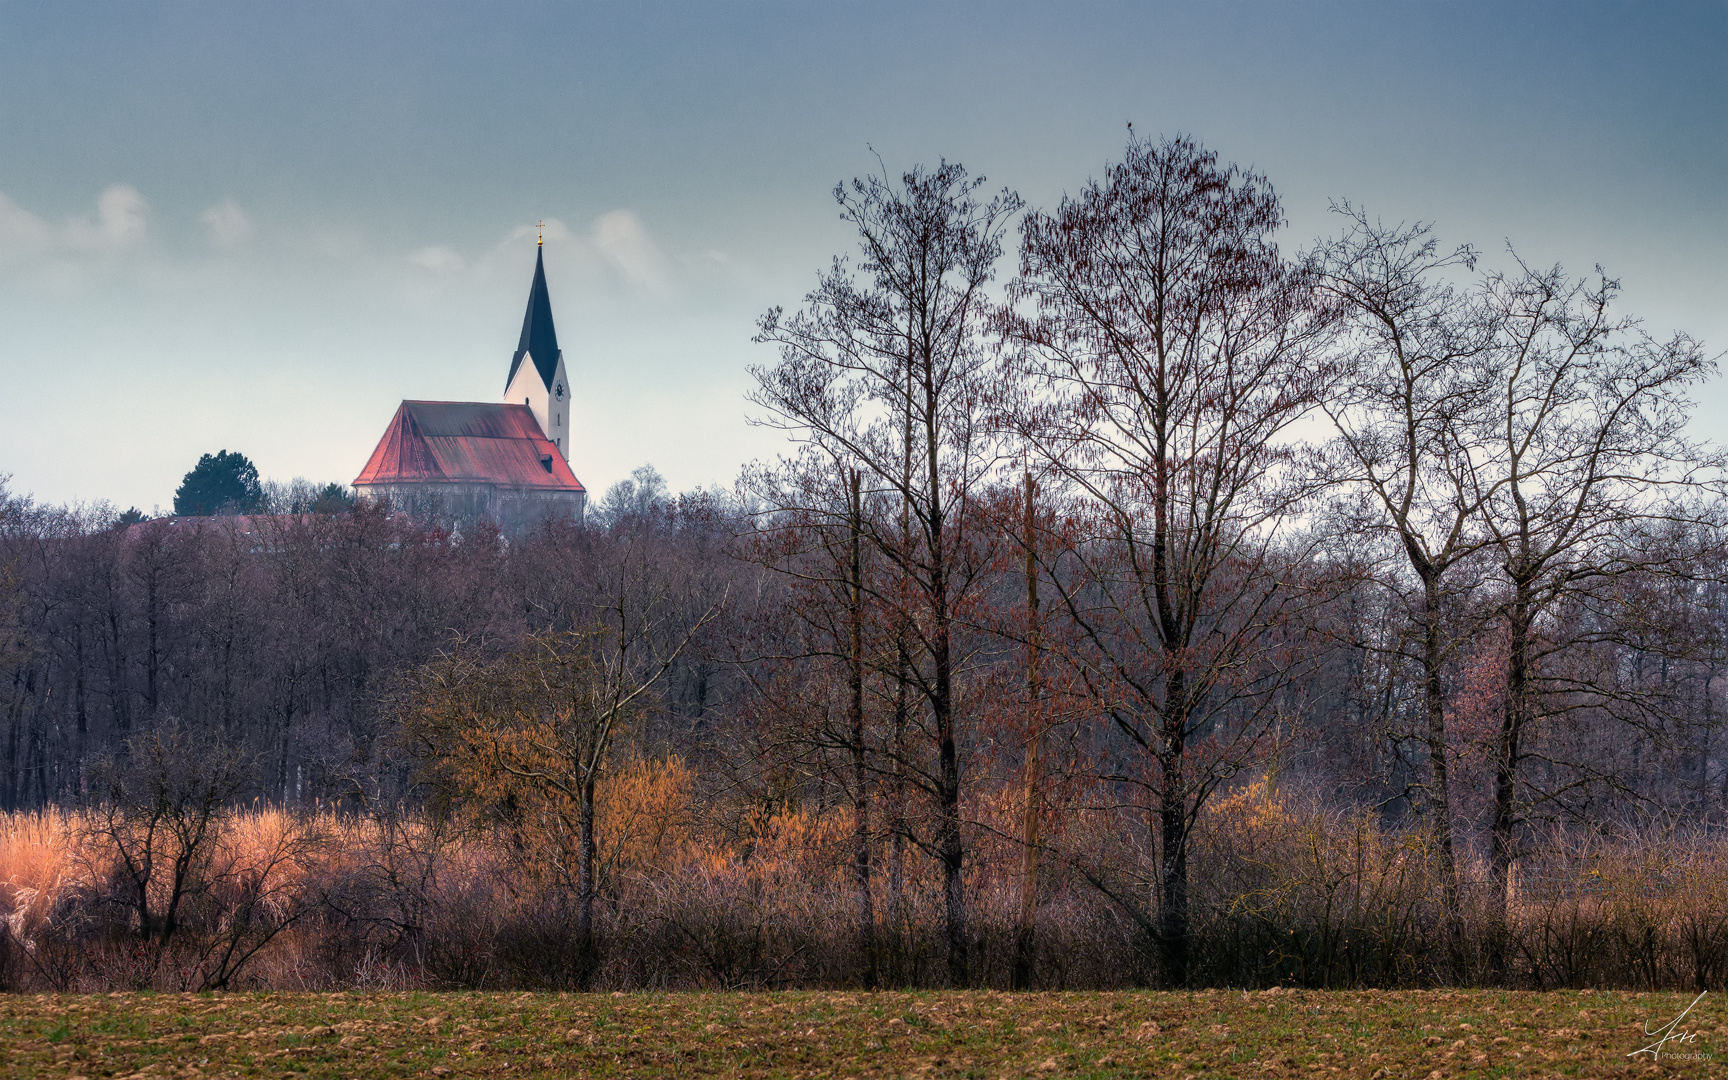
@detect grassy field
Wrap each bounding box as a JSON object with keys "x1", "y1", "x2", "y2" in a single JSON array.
[{"x1": 0, "y1": 988, "x2": 1721, "y2": 1078}]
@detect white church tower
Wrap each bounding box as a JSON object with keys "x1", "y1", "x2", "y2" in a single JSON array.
[{"x1": 502, "y1": 232, "x2": 572, "y2": 459}]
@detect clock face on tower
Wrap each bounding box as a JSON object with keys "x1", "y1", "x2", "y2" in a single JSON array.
[{"x1": 554, "y1": 382, "x2": 566, "y2": 401}]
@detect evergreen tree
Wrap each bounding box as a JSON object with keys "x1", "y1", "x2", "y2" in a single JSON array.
[
  {"x1": 172, "y1": 450, "x2": 263, "y2": 516},
  {"x1": 311, "y1": 483, "x2": 354, "y2": 514}
]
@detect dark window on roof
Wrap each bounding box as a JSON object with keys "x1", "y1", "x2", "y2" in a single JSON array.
[{"x1": 541, "y1": 454, "x2": 554, "y2": 474}]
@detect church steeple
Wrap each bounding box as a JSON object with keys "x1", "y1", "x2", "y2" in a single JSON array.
[
  {"x1": 506, "y1": 245, "x2": 562, "y2": 393},
  {"x1": 502, "y1": 239, "x2": 573, "y2": 462}
]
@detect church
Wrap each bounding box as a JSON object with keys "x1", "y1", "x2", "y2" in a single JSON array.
[{"x1": 352, "y1": 236, "x2": 588, "y2": 529}]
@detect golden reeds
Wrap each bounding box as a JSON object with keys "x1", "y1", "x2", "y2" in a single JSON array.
[{"x1": 4, "y1": 781, "x2": 1728, "y2": 990}]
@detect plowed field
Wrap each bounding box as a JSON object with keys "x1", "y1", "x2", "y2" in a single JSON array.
[{"x1": 1, "y1": 987, "x2": 1719, "y2": 1077}]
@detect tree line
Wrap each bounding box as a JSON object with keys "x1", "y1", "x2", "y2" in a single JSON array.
[{"x1": 1, "y1": 133, "x2": 1723, "y2": 989}]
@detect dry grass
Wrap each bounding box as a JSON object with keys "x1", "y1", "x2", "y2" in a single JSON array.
[
  {"x1": 0, "y1": 810, "x2": 90, "y2": 940},
  {"x1": 6, "y1": 785, "x2": 1728, "y2": 992},
  {"x1": 1, "y1": 988, "x2": 1724, "y2": 1078}
]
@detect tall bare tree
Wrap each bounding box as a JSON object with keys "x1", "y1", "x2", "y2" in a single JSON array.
[
  {"x1": 751, "y1": 158, "x2": 1021, "y2": 984},
  {"x1": 1471, "y1": 255, "x2": 1722, "y2": 972},
  {"x1": 1308, "y1": 206, "x2": 1493, "y2": 964},
  {"x1": 998, "y1": 133, "x2": 1329, "y2": 985}
]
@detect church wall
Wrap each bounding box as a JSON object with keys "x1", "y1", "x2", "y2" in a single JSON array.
[
  {"x1": 502, "y1": 355, "x2": 572, "y2": 462},
  {"x1": 354, "y1": 481, "x2": 585, "y2": 534},
  {"x1": 546, "y1": 352, "x2": 573, "y2": 456},
  {"x1": 547, "y1": 354, "x2": 571, "y2": 461},
  {"x1": 504, "y1": 361, "x2": 551, "y2": 444}
]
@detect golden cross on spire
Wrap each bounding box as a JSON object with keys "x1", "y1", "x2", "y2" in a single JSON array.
[{"x1": 537, "y1": 219, "x2": 544, "y2": 247}]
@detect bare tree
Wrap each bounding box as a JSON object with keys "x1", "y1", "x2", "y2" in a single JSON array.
[
  {"x1": 1308, "y1": 206, "x2": 1492, "y2": 964},
  {"x1": 1471, "y1": 254, "x2": 1722, "y2": 972},
  {"x1": 751, "y1": 157, "x2": 1021, "y2": 984},
  {"x1": 409, "y1": 518, "x2": 722, "y2": 984},
  {"x1": 87, "y1": 722, "x2": 251, "y2": 949},
  {"x1": 0, "y1": 479, "x2": 29, "y2": 678},
  {"x1": 997, "y1": 133, "x2": 1330, "y2": 985},
  {"x1": 1012, "y1": 470, "x2": 1045, "y2": 990}
]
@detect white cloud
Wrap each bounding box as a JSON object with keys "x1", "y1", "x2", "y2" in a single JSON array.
[
  {"x1": 0, "y1": 192, "x2": 52, "y2": 263},
  {"x1": 475, "y1": 213, "x2": 675, "y2": 296},
  {"x1": 502, "y1": 217, "x2": 577, "y2": 250},
  {"x1": 67, "y1": 184, "x2": 148, "y2": 250},
  {"x1": 0, "y1": 185, "x2": 152, "y2": 277},
  {"x1": 592, "y1": 209, "x2": 669, "y2": 291},
  {"x1": 409, "y1": 245, "x2": 466, "y2": 273},
  {"x1": 200, "y1": 198, "x2": 254, "y2": 248},
  {"x1": 97, "y1": 184, "x2": 147, "y2": 244}
]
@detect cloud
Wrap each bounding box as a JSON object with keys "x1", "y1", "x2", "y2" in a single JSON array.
[
  {"x1": 502, "y1": 217, "x2": 577, "y2": 250},
  {"x1": 200, "y1": 198, "x2": 254, "y2": 248},
  {"x1": 591, "y1": 209, "x2": 669, "y2": 290},
  {"x1": 0, "y1": 185, "x2": 151, "y2": 275},
  {"x1": 477, "y1": 212, "x2": 674, "y2": 295},
  {"x1": 96, "y1": 184, "x2": 147, "y2": 244},
  {"x1": 409, "y1": 245, "x2": 465, "y2": 273},
  {"x1": 67, "y1": 184, "x2": 148, "y2": 250},
  {"x1": 0, "y1": 192, "x2": 52, "y2": 263}
]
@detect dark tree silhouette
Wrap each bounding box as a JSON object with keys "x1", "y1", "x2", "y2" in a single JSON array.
[
  {"x1": 1309, "y1": 206, "x2": 1491, "y2": 968},
  {"x1": 998, "y1": 133, "x2": 1331, "y2": 986},
  {"x1": 751, "y1": 157, "x2": 1022, "y2": 985},
  {"x1": 173, "y1": 451, "x2": 263, "y2": 517},
  {"x1": 1472, "y1": 254, "x2": 1722, "y2": 975}
]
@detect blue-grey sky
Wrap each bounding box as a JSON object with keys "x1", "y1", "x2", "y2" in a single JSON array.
[{"x1": 1, "y1": 1, "x2": 1723, "y2": 511}]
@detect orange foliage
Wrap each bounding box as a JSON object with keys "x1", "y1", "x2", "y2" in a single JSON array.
[
  {"x1": 594, "y1": 756, "x2": 702, "y2": 882},
  {"x1": 0, "y1": 809, "x2": 83, "y2": 940}
]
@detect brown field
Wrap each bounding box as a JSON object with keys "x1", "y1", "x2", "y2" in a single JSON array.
[{"x1": 0, "y1": 988, "x2": 1722, "y2": 1079}]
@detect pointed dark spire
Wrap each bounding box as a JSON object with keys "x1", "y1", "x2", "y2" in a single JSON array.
[{"x1": 506, "y1": 245, "x2": 562, "y2": 392}]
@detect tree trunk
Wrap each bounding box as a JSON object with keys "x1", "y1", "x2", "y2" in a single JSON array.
[
  {"x1": 847, "y1": 469, "x2": 875, "y2": 988},
  {"x1": 577, "y1": 773, "x2": 598, "y2": 987},
  {"x1": 1157, "y1": 667, "x2": 1190, "y2": 987},
  {"x1": 929, "y1": 521, "x2": 965, "y2": 985},
  {"x1": 1698, "y1": 663, "x2": 1715, "y2": 814},
  {"x1": 144, "y1": 567, "x2": 160, "y2": 723},
  {"x1": 934, "y1": 602, "x2": 965, "y2": 986},
  {"x1": 74, "y1": 625, "x2": 88, "y2": 766},
  {"x1": 108, "y1": 608, "x2": 130, "y2": 738},
  {"x1": 29, "y1": 697, "x2": 46, "y2": 807},
  {"x1": 920, "y1": 359, "x2": 967, "y2": 987},
  {"x1": 886, "y1": 351, "x2": 913, "y2": 981},
  {"x1": 276, "y1": 700, "x2": 294, "y2": 805},
  {"x1": 1013, "y1": 471, "x2": 1042, "y2": 991},
  {"x1": 3, "y1": 671, "x2": 22, "y2": 813},
  {"x1": 1417, "y1": 570, "x2": 1465, "y2": 975},
  {"x1": 1490, "y1": 578, "x2": 1534, "y2": 982},
  {"x1": 888, "y1": 648, "x2": 908, "y2": 979}
]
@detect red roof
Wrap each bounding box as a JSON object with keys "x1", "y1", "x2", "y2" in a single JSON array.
[{"x1": 353, "y1": 401, "x2": 586, "y2": 491}]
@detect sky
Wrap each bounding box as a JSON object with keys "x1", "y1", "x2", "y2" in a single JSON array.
[{"x1": 0, "y1": 1, "x2": 1723, "y2": 512}]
